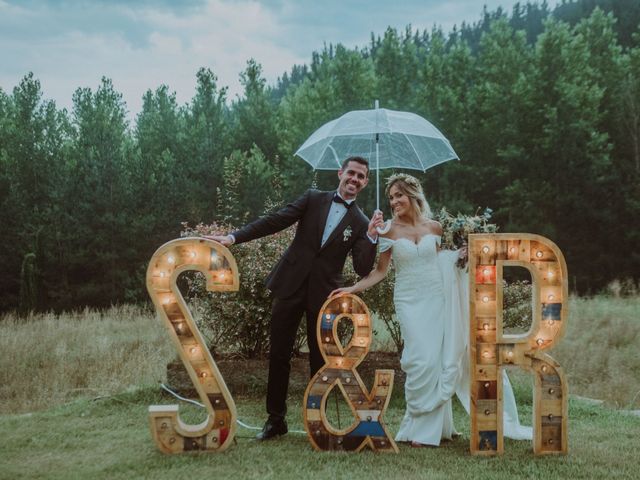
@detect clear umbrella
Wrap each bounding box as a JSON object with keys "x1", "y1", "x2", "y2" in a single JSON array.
[{"x1": 295, "y1": 100, "x2": 459, "y2": 211}]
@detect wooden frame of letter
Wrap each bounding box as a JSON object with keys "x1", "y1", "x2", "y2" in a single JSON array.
[
  {"x1": 303, "y1": 294, "x2": 398, "y2": 452},
  {"x1": 146, "y1": 237, "x2": 239, "y2": 453},
  {"x1": 469, "y1": 233, "x2": 568, "y2": 455}
]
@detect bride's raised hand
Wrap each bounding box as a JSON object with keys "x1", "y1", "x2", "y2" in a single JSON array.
[{"x1": 329, "y1": 286, "x2": 357, "y2": 298}]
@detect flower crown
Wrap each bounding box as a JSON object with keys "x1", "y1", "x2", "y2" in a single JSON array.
[{"x1": 385, "y1": 173, "x2": 422, "y2": 191}]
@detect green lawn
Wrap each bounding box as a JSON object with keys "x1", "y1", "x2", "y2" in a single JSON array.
[{"x1": 2, "y1": 387, "x2": 639, "y2": 480}]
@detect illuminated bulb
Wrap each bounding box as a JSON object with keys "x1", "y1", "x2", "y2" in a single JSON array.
[
  {"x1": 189, "y1": 251, "x2": 196, "y2": 258},
  {"x1": 549, "y1": 388, "x2": 555, "y2": 394},
  {"x1": 345, "y1": 378, "x2": 351, "y2": 383},
  {"x1": 536, "y1": 250, "x2": 543, "y2": 258},
  {"x1": 359, "y1": 339, "x2": 365, "y2": 345},
  {"x1": 548, "y1": 319, "x2": 555, "y2": 326},
  {"x1": 336, "y1": 359, "x2": 342, "y2": 366},
  {"x1": 507, "y1": 351, "x2": 514, "y2": 358},
  {"x1": 325, "y1": 314, "x2": 331, "y2": 320},
  {"x1": 483, "y1": 323, "x2": 489, "y2": 331},
  {"x1": 342, "y1": 302, "x2": 348, "y2": 309},
  {"x1": 159, "y1": 271, "x2": 166, "y2": 278},
  {"x1": 482, "y1": 246, "x2": 490, "y2": 254},
  {"x1": 536, "y1": 338, "x2": 544, "y2": 345},
  {"x1": 210, "y1": 252, "x2": 217, "y2": 261},
  {"x1": 509, "y1": 247, "x2": 515, "y2": 254},
  {"x1": 484, "y1": 382, "x2": 490, "y2": 388},
  {"x1": 324, "y1": 336, "x2": 330, "y2": 342},
  {"x1": 482, "y1": 296, "x2": 489, "y2": 303},
  {"x1": 219, "y1": 272, "x2": 225, "y2": 279},
  {"x1": 483, "y1": 268, "x2": 490, "y2": 275},
  {"x1": 322, "y1": 375, "x2": 328, "y2": 382},
  {"x1": 200, "y1": 371, "x2": 208, "y2": 378},
  {"x1": 542, "y1": 365, "x2": 548, "y2": 373},
  {"x1": 482, "y1": 351, "x2": 490, "y2": 358},
  {"x1": 190, "y1": 347, "x2": 197, "y2": 354},
  {"x1": 548, "y1": 294, "x2": 555, "y2": 301},
  {"x1": 162, "y1": 297, "x2": 171, "y2": 305},
  {"x1": 175, "y1": 323, "x2": 184, "y2": 332},
  {"x1": 167, "y1": 255, "x2": 175, "y2": 264}
]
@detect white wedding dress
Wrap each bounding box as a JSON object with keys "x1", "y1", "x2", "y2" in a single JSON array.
[{"x1": 379, "y1": 234, "x2": 532, "y2": 445}]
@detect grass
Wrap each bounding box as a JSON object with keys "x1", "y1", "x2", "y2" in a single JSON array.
[
  {"x1": 1, "y1": 388, "x2": 639, "y2": 480},
  {"x1": 0, "y1": 305, "x2": 174, "y2": 414},
  {"x1": 1, "y1": 297, "x2": 639, "y2": 478}
]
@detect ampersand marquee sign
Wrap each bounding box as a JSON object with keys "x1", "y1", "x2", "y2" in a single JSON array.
[
  {"x1": 302, "y1": 294, "x2": 398, "y2": 452},
  {"x1": 146, "y1": 238, "x2": 239, "y2": 453},
  {"x1": 469, "y1": 233, "x2": 568, "y2": 455}
]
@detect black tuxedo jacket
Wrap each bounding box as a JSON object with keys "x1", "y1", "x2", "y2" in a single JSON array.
[{"x1": 231, "y1": 189, "x2": 376, "y2": 300}]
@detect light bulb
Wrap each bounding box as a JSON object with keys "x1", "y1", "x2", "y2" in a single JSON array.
[
  {"x1": 325, "y1": 314, "x2": 331, "y2": 320},
  {"x1": 324, "y1": 336, "x2": 330, "y2": 342},
  {"x1": 342, "y1": 302, "x2": 348, "y2": 309},
  {"x1": 482, "y1": 246, "x2": 490, "y2": 253},
  {"x1": 509, "y1": 247, "x2": 516, "y2": 254},
  {"x1": 507, "y1": 351, "x2": 514, "y2": 358},
  {"x1": 190, "y1": 347, "x2": 197, "y2": 354},
  {"x1": 336, "y1": 359, "x2": 342, "y2": 366},
  {"x1": 167, "y1": 255, "x2": 175, "y2": 264},
  {"x1": 159, "y1": 271, "x2": 166, "y2": 278},
  {"x1": 219, "y1": 272, "x2": 225, "y2": 279},
  {"x1": 359, "y1": 339, "x2": 365, "y2": 345},
  {"x1": 482, "y1": 296, "x2": 489, "y2": 303},
  {"x1": 189, "y1": 251, "x2": 196, "y2": 258},
  {"x1": 483, "y1": 268, "x2": 490, "y2": 275},
  {"x1": 322, "y1": 375, "x2": 328, "y2": 382},
  {"x1": 482, "y1": 351, "x2": 490, "y2": 358},
  {"x1": 483, "y1": 323, "x2": 489, "y2": 331},
  {"x1": 162, "y1": 297, "x2": 171, "y2": 305},
  {"x1": 200, "y1": 371, "x2": 208, "y2": 378},
  {"x1": 542, "y1": 365, "x2": 548, "y2": 373},
  {"x1": 548, "y1": 294, "x2": 555, "y2": 301},
  {"x1": 484, "y1": 382, "x2": 490, "y2": 388},
  {"x1": 536, "y1": 338, "x2": 544, "y2": 345},
  {"x1": 536, "y1": 250, "x2": 543, "y2": 258},
  {"x1": 548, "y1": 271, "x2": 554, "y2": 278}
]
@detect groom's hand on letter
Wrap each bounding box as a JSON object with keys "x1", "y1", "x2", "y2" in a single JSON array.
[{"x1": 204, "y1": 234, "x2": 235, "y2": 246}]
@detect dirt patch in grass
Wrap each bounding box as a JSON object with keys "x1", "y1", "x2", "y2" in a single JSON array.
[{"x1": 166, "y1": 352, "x2": 404, "y2": 398}]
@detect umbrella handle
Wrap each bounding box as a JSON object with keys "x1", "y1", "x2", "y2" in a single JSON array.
[{"x1": 376, "y1": 219, "x2": 392, "y2": 235}]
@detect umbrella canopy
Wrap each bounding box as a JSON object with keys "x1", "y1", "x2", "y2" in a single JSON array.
[
  {"x1": 295, "y1": 107, "x2": 459, "y2": 171},
  {"x1": 294, "y1": 104, "x2": 459, "y2": 211}
]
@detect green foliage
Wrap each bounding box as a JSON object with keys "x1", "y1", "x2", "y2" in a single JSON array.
[{"x1": 1, "y1": 2, "x2": 640, "y2": 311}]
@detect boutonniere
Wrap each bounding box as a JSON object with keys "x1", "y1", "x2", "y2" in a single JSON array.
[{"x1": 343, "y1": 226, "x2": 352, "y2": 242}]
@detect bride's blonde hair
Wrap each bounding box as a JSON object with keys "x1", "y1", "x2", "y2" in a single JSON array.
[{"x1": 385, "y1": 173, "x2": 432, "y2": 219}]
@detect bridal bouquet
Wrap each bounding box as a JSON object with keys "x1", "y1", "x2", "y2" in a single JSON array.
[{"x1": 435, "y1": 207, "x2": 498, "y2": 268}]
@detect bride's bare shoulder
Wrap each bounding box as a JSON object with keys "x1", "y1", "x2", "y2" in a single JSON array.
[
  {"x1": 425, "y1": 219, "x2": 443, "y2": 236},
  {"x1": 379, "y1": 220, "x2": 398, "y2": 240}
]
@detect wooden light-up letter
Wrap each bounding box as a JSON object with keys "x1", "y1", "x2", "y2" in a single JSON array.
[
  {"x1": 469, "y1": 234, "x2": 568, "y2": 455},
  {"x1": 303, "y1": 294, "x2": 398, "y2": 452},
  {"x1": 146, "y1": 238, "x2": 239, "y2": 453}
]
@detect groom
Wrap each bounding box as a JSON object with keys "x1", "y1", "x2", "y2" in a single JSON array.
[{"x1": 208, "y1": 156, "x2": 381, "y2": 440}]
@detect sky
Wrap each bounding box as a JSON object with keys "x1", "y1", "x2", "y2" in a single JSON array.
[{"x1": 0, "y1": 0, "x2": 555, "y2": 119}]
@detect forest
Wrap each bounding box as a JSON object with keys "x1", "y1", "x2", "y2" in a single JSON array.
[{"x1": 1, "y1": 0, "x2": 639, "y2": 312}]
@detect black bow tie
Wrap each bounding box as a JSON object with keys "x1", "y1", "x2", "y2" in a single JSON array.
[{"x1": 333, "y1": 193, "x2": 353, "y2": 209}]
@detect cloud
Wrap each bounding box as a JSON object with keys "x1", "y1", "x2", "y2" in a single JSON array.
[{"x1": 0, "y1": 0, "x2": 538, "y2": 118}]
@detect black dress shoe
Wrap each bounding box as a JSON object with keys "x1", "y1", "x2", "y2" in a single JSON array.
[{"x1": 255, "y1": 418, "x2": 288, "y2": 441}]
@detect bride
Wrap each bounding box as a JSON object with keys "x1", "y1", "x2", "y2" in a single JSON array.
[{"x1": 331, "y1": 173, "x2": 531, "y2": 447}]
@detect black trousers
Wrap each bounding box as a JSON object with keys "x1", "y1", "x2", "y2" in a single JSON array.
[{"x1": 266, "y1": 280, "x2": 326, "y2": 421}]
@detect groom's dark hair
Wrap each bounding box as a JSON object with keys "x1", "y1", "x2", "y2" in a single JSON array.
[{"x1": 342, "y1": 156, "x2": 370, "y2": 175}]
